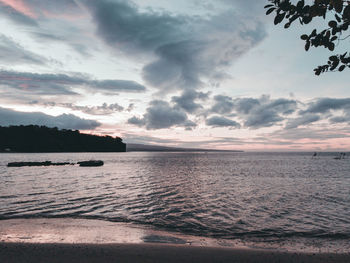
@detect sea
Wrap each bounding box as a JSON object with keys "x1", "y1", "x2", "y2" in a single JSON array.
[{"x1": 0, "y1": 152, "x2": 349, "y2": 252}]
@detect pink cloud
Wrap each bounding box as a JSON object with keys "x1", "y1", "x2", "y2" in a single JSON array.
[{"x1": 0, "y1": 0, "x2": 37, "y2": 18}]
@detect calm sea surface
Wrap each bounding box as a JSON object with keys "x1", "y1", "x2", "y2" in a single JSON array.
[{"x1": 1, "y1": 152, "x2": 349, "y2": 250}]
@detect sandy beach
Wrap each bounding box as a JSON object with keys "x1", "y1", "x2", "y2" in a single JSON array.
[{"x1": 0, "y1": 218, "x2": 349, "y2": 263}]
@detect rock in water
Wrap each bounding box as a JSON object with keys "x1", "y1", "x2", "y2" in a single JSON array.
[
  {"x1": 7, "y1": 161, "x2": 73, "y2": 167},
  {"x1": 77, "y1": 160, "x2": 104, "y2": 167}
]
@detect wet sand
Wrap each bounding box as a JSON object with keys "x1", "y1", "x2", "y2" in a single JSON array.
[
  {"x1": 1, "y1": 219, "x2": 349, "y2": 263},
  {"x1": 1, "y1": 242, "x2": 350, "y2": 263}
]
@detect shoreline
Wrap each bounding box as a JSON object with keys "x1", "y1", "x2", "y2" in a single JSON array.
[
  {"x1": 0, "y1": 218, "x2": 350, "y2": 263},
  {"x1": 1, "y1": 218, "x2": 350, "y2": 262},
  {"x1": 1, "y1": 242, "x2": 350, "y2": 263}
]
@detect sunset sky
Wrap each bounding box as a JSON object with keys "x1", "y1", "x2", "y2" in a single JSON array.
[{"x1": 1, "y1": 0, "x2": 350, "y2": 151}]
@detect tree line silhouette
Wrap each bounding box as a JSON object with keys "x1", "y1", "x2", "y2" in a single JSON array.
[{"x1": 0, "y1": 125, "x2": 126, "y2": 152}]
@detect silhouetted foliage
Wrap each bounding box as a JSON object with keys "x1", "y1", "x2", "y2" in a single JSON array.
[
  {"x1": 265, "y1": 0, "x2": 350, "y2": 75},
  {"x1": 0, "y1": 125, "x2": 126, "y2": 152}
]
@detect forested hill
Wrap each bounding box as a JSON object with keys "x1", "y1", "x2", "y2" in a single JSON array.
[{"x1": 0, "y1": 125, "x2": 126, "y2": 152}]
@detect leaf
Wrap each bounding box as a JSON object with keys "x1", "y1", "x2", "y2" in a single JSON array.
[
  {"x1": 330, "y1": 60, "x2": 339, "y2": 70},
  {"x1": 297, "y1": 0, "x2": 304, "y2": 10},
  {"x1": 274, "y1": 12, "x2": 286, "y2": 25},
  {"x1": 335, "y1": 14, "x2": 341, "y2": 23},
  {"x1": 333, "y1": 0, "x2": 343, "y2": 13},
  {"x1": 300, "y1": 34, "x2": 308, "y2": 40},
  {"x1": 339, "y1": 65, "x2": 346, "y2": 71},
  {"x1": 343, "y1": 6, "x2": 350, "y2": 20},
  {"x1": 284, "y1": 22, "x2": 291, "y2": 28},
  {"x1": 328, "y1": 20, "x2": 337, "y2": 28},
  {"x1": 328, "y1": 42, "x2": 335, "y2": 51},
  {"x1": 264, "y1": 4, "x2": 274, "y2": 8},
  {"x1": 266, "y1": 8, "x2": 275, "y2": 15},
  {"x1": 305, "y1": 41, "x2": 310, "y2": 51},
  {"x1": 331, "y1": 36, "x2": 337, "y2": 41},
  {"x1": 303, "y1": 16, "x2": 312, "y2": 24},
  {"x1": 314, "y1": 68, "x2": 321, "y2": 75},
  {"x1": 329, "y1": 56, "x2": 338, "y2": 61}
]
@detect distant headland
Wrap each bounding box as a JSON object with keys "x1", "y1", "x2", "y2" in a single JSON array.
[{"x1": 0, "y1": 125, "x2": 126, "y2": 152}]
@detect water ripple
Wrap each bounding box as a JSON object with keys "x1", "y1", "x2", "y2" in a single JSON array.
[{"x1": 0, "y1": 151, "x2": 350, "y2": 245}]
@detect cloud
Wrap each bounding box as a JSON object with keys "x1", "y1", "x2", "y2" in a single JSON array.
[
  {"x1": 30, "y1": 30, "x2": 93, "y2": 57},
  {"x1": 128, "y1": 100, "x2": 195, "y2": 130},
  {"x1": 0, "y1": 1, "x2": 92, "y2": 57},
  {"x1": 206, "y1": 116, "x2": 241, "y2": 128},
  {"x1": 302, "y1": 98, "x2": 350, "y2": 114},
  {"x1": 287, "y1": 98, "x2": 350, "y2": 128},
  {"x1": 34, "y1": 102, "x2": 125, "y2": 116},
  {"x1": 0, "y1": 107, "x2": 100, "y2": 130},
  {"x1": 285, "y1": 114, "x2": 321, "y2": 129},
  {"x1": 0, "y1": 70, "x2": 146, "y2": 97},
  {"x1": 329, "y1": 116, "x2": 350, "y2": 124},
  {"x1": 93, "y1": 79, "x2": 146, "y2": 93},
  {"x1": 122, "y1": 133, "x2": 181, "y2": 145},
  {"x1": 236, "y1": 97, "x2": 297, "y2": 128},
  {"x1": 171, "y1": 90, "x2": 209, "y2": 113},
  {"x1": 0, "y1": 35, "x2": 47, "y2": 65},
  {"x1": 85, "y1": 0, "x2": 267, "y2": 92},
  {"x1": 209, "y1": 95, "x2": 297, "y2": 129},
  {"x1": 267, "y1": 127, "x2": 350, "y2": 141},
  {"x1": 64, "y1": 103, "x2": 124, "y2": 115},
  {"x1": 0, "y1": 2, "x2": 38, "y2": 26},
  {"x1": 0, "y1": 0, "x2": 80, "y2": 19},
  {"x1": 211, "y1": 95, "x2": 235, "y2": 114}
]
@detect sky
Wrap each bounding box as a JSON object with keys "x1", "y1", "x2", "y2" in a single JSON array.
[{"x1": 0, "y1": 0, "x2": 350, "y2": 151}]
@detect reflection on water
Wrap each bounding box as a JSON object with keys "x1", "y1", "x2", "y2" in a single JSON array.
[{"x1": 0, "y1": 152, "x2": 350, "y2": 249}]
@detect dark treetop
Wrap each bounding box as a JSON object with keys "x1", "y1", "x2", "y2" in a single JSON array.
[{"x1": 0, "y1": 125, "x2": 126, "y2": 152}]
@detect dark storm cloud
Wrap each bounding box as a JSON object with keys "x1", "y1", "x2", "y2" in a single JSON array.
[
  {"x1": 85, "y1": 0, "x2": 184, "y2": 52},
  {"x1": 0, "y1": 35, "x2": 47, "y2": 65},
  {"x1": 85, "y1": 0, "x2": 267, "y2": 92},
  {"x1": 0, "y1": 70, "x2": 146, "y2": 96},
  {"x1": 0, "y1": 107, "x2": 100, "y2": 130},
  {"x1": 171, "y1": 90, "x2": 209, "y2": 113},
  {"x1": 128, "y1": 100, "x2": 195, "y2": 130},
  {"x1": 205, "y1": 116, "x2": 241, "y2": 128}
]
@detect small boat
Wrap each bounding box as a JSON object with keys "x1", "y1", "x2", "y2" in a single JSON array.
[{"x1": 334, "y1": 153, "x2": 346, "y2": 160}]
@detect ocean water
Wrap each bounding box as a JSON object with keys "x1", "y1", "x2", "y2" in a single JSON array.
[{"x1": 1, "y1": 152, "x2": 349, "y2": 251}]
